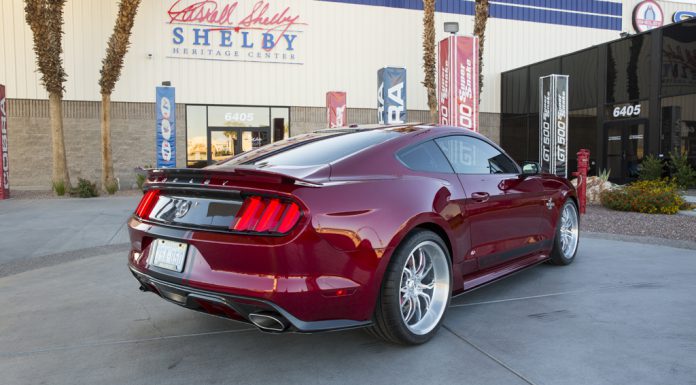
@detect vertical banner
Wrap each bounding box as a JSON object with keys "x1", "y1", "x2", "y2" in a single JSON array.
[
  {"x1": 0, "y1": 84, "x2": 9, "y2": 199},
  {"x1": 326, "y1": 91, "x2": 347, "y2": 128},
  {"x1": 539, "y1": 75, "x2": 569, "y2": 177},
  {"x1": 438, "y1": 35, "x2": 479, "y2": 132},
  {"x1": 156, "y1": 86, "x2": 176, "y2": 168},
  {"x1": 553, "y1": 75, "x2": 569, "y2": 177},
  {"x1": 377, "y1": 67, "x2": 407, "y2": 124}
]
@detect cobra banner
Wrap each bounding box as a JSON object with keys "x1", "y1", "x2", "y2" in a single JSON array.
[
  {"x1": 156, "y1": 86, "x2": 176, "y2": 168},
  {"x1": 438, "y1": 35, "x2": 479, "y2": 132},
  {"x1": 0, "y1": 84, "x2": 8, "y2": 199},
  {"x1": 539, "y1": 75, "x2": 569, "y2": 177},
  {"x1": 377, "y1": 67, "x2": 407, "y2": 124},
  {"x1": 326, "y1": 91, "x2": 347, "y2": 128}
]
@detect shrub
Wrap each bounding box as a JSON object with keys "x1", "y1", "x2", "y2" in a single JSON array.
[
  {"x1": 600, "y1": 179, "x2": 684, "y2": 215},
  {"x1": 598, "y1": 168, "x2": 611, "y2": 182},
  {"x1": 669, "y1": 151, "x2": 696, "y2": 189},
  {"x1": 105, "y1": 180, "x2": 119, "y2": 195},
  {"x1": 639, "y1": 154, "x2": 663, "y2": 181},
  {"x1": 70, "y1": 178, "x2": 100, "y2": 198},
  {"x1": 136, "y1": 173, "x2": 146, "y2": 189},
  {"x1": 52, "y1": 180, "x2": 66, "y2": 196}
]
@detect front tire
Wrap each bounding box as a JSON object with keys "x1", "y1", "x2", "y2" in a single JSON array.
[
  {"x1": 369, "y1": 230, "x2": 452, "y2": 345},
  {"x1": 549, "y1": 199, "x2": 580, "y2": 265}
]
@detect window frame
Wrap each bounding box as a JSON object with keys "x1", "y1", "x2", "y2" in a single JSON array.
[{"x1": 434, "y1": 134, "x2": 521, "y2": 175}]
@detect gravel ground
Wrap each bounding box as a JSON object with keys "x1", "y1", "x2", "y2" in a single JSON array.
[
  {"x1": 8, "y1": 189, "x2": 142, "y2": 200},
  {"x1": 582, "y1": 204, "x2": 696, "y2": 242}
]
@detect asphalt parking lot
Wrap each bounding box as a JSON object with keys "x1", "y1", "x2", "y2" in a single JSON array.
[{"x1": 1, "y1": 198, "x2": 695, "y2": 385}]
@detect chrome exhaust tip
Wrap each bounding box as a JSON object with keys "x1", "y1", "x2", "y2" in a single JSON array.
[{"x1": 248, "y1": 312, "x2": 289, "y2": 332}]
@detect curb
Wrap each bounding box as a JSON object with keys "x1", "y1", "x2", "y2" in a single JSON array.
[{"x1": 582, "y1": 231, "x2": 696, "y2": 251}]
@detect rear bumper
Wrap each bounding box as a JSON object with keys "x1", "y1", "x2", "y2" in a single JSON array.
[
  {"x1": 130, "y1": 266, "x2": 371, "y2": 332},
  {"x1": 127, "y1": 216, "x2": 388, "y2": 330}
]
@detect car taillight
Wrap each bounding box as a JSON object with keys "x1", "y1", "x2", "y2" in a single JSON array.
[
  {"x1": 134, "y1": 189, "x2": 160, "y2": 219},
  {"x1": 232, "y1": 196, "x2": 302, "y2": 234}
]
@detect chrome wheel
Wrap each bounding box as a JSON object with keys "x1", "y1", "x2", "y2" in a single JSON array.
[
  {"x1": 399, "y1": 241, "x2": 450, "y2": 335},
  {"x1": 559, "y1": 203, "x2": 579, "y2": 259}
]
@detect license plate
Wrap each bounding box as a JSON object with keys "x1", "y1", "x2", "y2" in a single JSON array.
[{"x1": 150, "y1": 239, "x2": 188, "y2": 272}]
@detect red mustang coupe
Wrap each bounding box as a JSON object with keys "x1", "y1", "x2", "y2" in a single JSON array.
[{"x1": 128, "y1": 124, "x2": 579, "y2": 344}]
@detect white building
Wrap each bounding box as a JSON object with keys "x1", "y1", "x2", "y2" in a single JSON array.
[{"x1": 1, "y1": 0, "x2": 694, "y2": 188}]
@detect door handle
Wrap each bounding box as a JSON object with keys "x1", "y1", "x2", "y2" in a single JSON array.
[{"x1": 471, "y1": 192, "x2": 490, "y2": 203}]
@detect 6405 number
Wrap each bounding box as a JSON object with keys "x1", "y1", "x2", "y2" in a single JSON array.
[{"x1": 612, "y1": 104, "x2": 641, "y2": 118}]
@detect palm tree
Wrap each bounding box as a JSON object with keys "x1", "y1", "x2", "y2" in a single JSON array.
[
  {"x1": 422, "y1": 0, "x2": 437, "y2": 123},
  {"x1": 25, "y1": 0, "x2": 71, "y2": 193},
  {"x1": 473, "y1": 0, "x2": 490, "y2": 100},
  {"x1": 99, "y1": 0, "x2": 141, "y2": 192}
]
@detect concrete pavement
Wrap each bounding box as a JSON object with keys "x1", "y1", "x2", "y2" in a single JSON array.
[
  {"x1": 1, "y1": 236, "x2": 695, "y2": 384},
  {"x1": 1, "y1": 196, "x2": 695, "y2": 385}
]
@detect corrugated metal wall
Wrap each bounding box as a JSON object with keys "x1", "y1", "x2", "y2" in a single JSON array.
[{"x1": 3, "y1": 0, "x2": 691, "y2": 113}]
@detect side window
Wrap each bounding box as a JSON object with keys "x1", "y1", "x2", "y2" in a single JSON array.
[
  {"x1": 396, "y1": 140, "x2": 454, "y2": 173},
  {"x1": 435, "y1": 136, "x2": 519, "y2": 174}
]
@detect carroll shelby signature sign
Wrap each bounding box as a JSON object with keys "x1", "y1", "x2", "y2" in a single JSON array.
[
  {"x1": 539, "y1": 75, "x2": 569, "y2": 178},
  {"x1": 167, "y1": 0, "x2": 307, "y2": 64}
]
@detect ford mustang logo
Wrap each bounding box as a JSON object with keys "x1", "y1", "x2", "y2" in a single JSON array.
[{"x1": 173, "y1": 199, "x2": 191, "y2": 218}]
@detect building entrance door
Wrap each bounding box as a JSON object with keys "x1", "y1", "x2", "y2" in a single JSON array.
[
  {"x1": 603, "y1": 120, "x2": 648, "y2": 184},
  {"x1": 207, "y1": 127, "x2": 270, "y2": 164}
]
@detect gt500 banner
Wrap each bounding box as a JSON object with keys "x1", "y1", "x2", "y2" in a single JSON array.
[
  {"x1": 438, "y1": 35, "x2": 479, "y2": 132},
  {"x1": 539, "y1": 75, "x2": 568, "y2": 177},
  {"x1": 156, "y1": 86, "x2": 176, "y2": 168},
  {"x1": 0, "y1": 84, "x2": 9, "y2": 199},
  {"x1": 378, "y1": 67, "x2": 407, "y2": 124}
]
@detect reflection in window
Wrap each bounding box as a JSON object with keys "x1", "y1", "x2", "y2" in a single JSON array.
[
  {"x1": 661, "y1": 19, "x2": 696, "y2": 98},
  {"x1": 186, "y1": 106, "x2": 208, "y2": 168},
  {"x1": 435, "y1": 136, "x2": 518, "y2": 174},
  {"x1": 607, "y1": 34, "x2": 651, "y2": 103},
  {"x1": 661, "y1": 94, "x2": 696, "y2": 169}
]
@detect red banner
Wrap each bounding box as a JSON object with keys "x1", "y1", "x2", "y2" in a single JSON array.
[
  {"x1": 438, "y1": 35, "x2": 479, "y2": 132},
  {"x1": 326, "y1": 91, "x2": 347, "y2": 128},
  {"x1": 0, "y1": 84, "x2": 8, "y2": 199}
]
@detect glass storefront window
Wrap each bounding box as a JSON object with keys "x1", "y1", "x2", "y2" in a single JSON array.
[
  {"x1": 606, "y1": 34, "x2": 652, "y2": 103},
  {"x1": 661, "y1": 94, "x2": 696, "y2": 168},
  {"x1": 186, "y1": 106, "x2": 208, "y2": 168},
  {"x1": 562, "y1": 48, "x2": 598, "y2": 110},
  {"x1": 271, "y1": 108, "x2": 290, "y2": 142},
  {"x1": 207, "y1": 106, "x2": 270, "y2": 128},
  {"x1": 186, "y1": 105, "x2": 288, "y2": 168},
  {"x1": 661, "y1": 21, "x2": 696, "y2": 98},
  {"x1": 569, "y1": 108, "x2": 598, "y2": 175}
]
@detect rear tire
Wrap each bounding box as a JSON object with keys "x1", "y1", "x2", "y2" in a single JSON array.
[
  {"x1": 549, "y1": 200, "x2": 580, "y2": 265},
  {"x1": 368, "y1": 230, "x2": 452, "y2": 345}
]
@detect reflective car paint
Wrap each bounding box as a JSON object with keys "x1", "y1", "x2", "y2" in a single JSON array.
[{"x1": 127, "y1": 125, "x2": 577, "y2": 330}]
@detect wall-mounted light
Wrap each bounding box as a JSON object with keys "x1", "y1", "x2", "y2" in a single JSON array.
[
  {"x1": 444, "y1": 22, "x2": 459, "y2": 35},
  {"x1": 161, "y1": 81, "x2": 171, "y2": 87},
  {"x1": 147, "y1": 53, "x2": 153, "y2": 59},
  {"x1": 620, "y1": 32, "x2": 631, "y2": 38}
]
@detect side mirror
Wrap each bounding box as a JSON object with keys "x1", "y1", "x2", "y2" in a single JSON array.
[{"x1": 521, "y1": 161, "x2": 540, "y2": 175}]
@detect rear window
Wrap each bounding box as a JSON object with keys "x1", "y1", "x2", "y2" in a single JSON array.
[
  {"x1": 250, "y1": 130, "x2": 400, "y2": 166},
  {"x1": 397, "y1": 140, "x2": 454, "y2": 173}
]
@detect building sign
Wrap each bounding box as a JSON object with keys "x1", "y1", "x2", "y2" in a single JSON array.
[
  {"x1": 633, "y1": 0, "x2": 664, "y2": 32},
  {"x1": 673, "y1": 11, "x2": 696, "y2": 22},
  {"x1": 167, "y1": 0, "x2": 307, "y2": 65},
  {"x1": 0, "y1": 84, "x2": 8, "y2": 199},
  {"x1": 377, "y1": 67, "x2": 407, "y2": 124},
  {"x1": 437, "y1": 35, "x2": 479, "y2": 132},
  {"x1": 609, "y1": 102, "x2": 642, "y2": 119},
  {"x1": 539, "y1": 75, "x2": 569, "y2": 177},
  {"x1": 156, "y1": 86, "x2": 176, "y2": 168},
  {"x1": 326, "y1": 91, "x2": 347, "y2": 128}
]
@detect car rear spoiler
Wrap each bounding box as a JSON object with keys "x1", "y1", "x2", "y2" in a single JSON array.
[{"x1": 144, "y1": 168, "x2": 323, "y2": 190}]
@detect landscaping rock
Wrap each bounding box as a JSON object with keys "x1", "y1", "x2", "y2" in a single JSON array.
[{"x1": 570, "y1": 176, "x2": 617, "y2": 204}]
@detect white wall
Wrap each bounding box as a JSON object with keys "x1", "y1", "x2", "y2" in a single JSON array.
[{"x1": 4, "y1": 0, "x2": 687, "y2": 113}]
